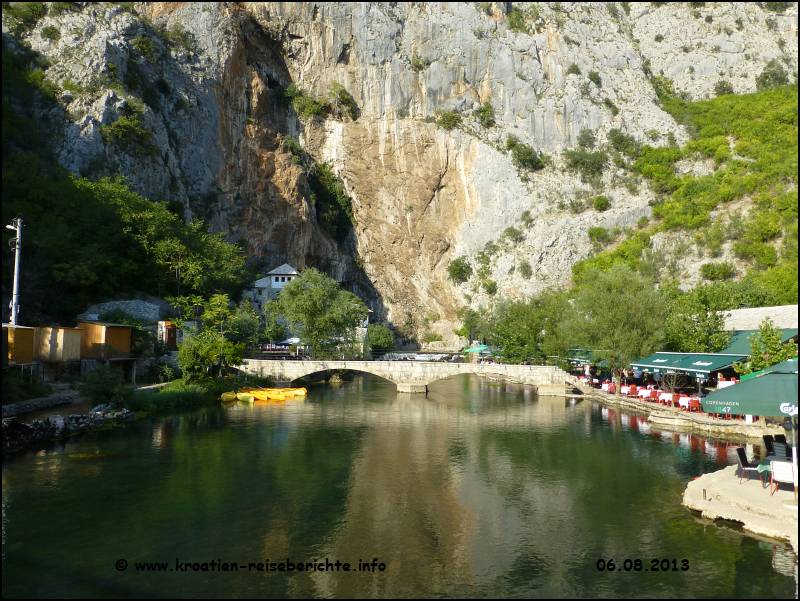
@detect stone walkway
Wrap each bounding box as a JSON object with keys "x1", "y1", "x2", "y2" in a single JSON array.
[
  {"x1": 2, "y1": 389, "x2": 80, "y2": 418},
  {"x1": 683, "y1": 465, "x2": 798, "y2": 554}
]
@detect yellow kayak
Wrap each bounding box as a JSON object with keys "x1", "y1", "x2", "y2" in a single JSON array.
[
  {"x1": 220, "y1": 392, "x2": 237, "y2": 403},
  {"x1": 236, "y1": 392, "x2": 255, "y2": 403},
  {"x1": 239, "y1": 387, "x2": 307, "y2": 401},
  {"x1": 249, "y1": 389, "x2": 286, "y2": 401}
]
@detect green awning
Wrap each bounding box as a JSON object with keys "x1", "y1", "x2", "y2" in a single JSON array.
[
  {"x1": 463, "y1": 344, "x2": 489, "y2": 353},
  {"x1": 701, "y1": 358, "x2": 798, "y2": 416},
  {"x1": 631, "y1": 352, "x2": 748, "y2": 376},
  {"x1": 721, "y1": 329, "x2": 798, "y2": 355}
]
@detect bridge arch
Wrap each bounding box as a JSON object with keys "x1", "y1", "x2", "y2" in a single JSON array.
[{"x1": 284, "y1": 366, "x2": 400, "y2": 387}]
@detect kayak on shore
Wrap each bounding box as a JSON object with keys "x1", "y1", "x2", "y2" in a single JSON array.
[{"x1": 220, "y1": 387, "x2": 308, "y2": 403}]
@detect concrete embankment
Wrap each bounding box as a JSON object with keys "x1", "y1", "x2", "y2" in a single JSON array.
[
  {"x1": 2, "y1": 390, "x2": 80, "y2": 418},
  {"x1": 574, "y1": 385, "x2": 784, "y2": 440},
  {"x1": 683, "y1": 465, "x2": 798, "y2": 554}
]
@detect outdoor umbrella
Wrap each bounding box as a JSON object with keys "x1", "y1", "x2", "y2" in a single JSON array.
[
  {"x1": 701, "y1": 357, "x2": 798, "y2": 497},
  {"x1": 463, "y1": 344, "x2": 489, "y2": 353}
]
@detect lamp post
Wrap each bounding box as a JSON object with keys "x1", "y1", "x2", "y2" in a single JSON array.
[{"x1": 6, "y1": 217, "x2": 22, "y2": 326}]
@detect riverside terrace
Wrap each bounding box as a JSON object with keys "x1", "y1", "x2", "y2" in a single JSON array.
[{"x1": 572, "y1": 381, "x2": 785, "y2": 440}]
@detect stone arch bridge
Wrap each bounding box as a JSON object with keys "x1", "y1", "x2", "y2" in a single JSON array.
[{"x1": 240, "y1": 359, "x2": 572, "y2": 395}]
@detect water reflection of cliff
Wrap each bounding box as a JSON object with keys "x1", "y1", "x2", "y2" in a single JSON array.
[{"x1": 304, "y1": 378, "x2": 585, "y2": 596}]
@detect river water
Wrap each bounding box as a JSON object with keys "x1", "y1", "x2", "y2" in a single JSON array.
[{"x1": 2, "y1": 375, "x2": 796, "y2": 598}]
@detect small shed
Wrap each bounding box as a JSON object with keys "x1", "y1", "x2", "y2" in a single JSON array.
[
  {"x1": 35, "y1": 326, "x2": 83, "y2": 362},
  {"x1": 77, "y1": 321, "x2": 132, "y2": 360},
  {"x1": 3, "y1": 324, "x2": 37, "y2": 365}
]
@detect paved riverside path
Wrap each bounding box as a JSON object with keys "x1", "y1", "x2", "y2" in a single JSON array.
[{"x1": 239, "y1": 359, "x2": 572, "y2": 395}]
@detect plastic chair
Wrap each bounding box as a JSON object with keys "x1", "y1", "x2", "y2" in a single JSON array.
[
  {"x1": 735, "y1": 448, "x2": 761, "y2": 485},
  {"x1": 763, "y1": 435, "x2": 775, "y2": 456}
]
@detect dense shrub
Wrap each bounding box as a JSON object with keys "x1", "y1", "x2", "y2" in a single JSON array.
[
  {"x1": 588, "y1": 71, "x2": 602, "y2": 87},
  {"x1": 714, "y1": 80, "x2": 734, "y2": 96},
  {"x1": 756, "y1": 59, "x2": 789, "y2": 91},
  {"x1": 502, "y1": 226, "x2": 524, "y2": 243},
  {"x1": 447, "y1": 256, "x2": 473, "y2": 283},
  {"x1": 329, "y1": 82, "x2": 359, "y2": 120},
  {"x1": 283, "y1": 83, "x2": 330, "y2": 121},
  {"x1": 700, "y1": 262, "x2": 736, "y2": 280},
  {"x1": 566, "y1": 63, "x2": 581, "y2": 76},
  {"x1": 308, "y1": 163, "x2": 354, "y2": 242},
  {"x1": 367, "y1": 324, "x2": 395, "y2": 353},
  {"x1": 482, "y1": 279, "x2": 498, "y2": 295},
  {"x1": 507, "y1": 8, "x2": 529, "y2": 33},
  {"x1": 436, "y1": 110, "x2": 462, "y2": 130},
  {"x1": 79, "y1": 366, "x2": 133, "y2": 406},
  {"x1": 588, "y1": 226, "x2": 615, "y2": 247},
  {"x1": 132, "y1": 35, "x2": 158, "y2": 63},
  {"x1": 563, "y1": 148, "x2": 608, "y2": 182},
  {"x1": 475, "y1": 103, "x2": 495, "y2": 127},
  {"x1": 518, "y1": 259, "x2": 533, "y2": 279},
  {"x1": 101, "y1": 115, "x2": 157, "y2": 156},
  {"x1": 506, "y1": 135, "x2": 546, "y2": 171},
  {"x1": 577, "y1": 128, "x2": 596, "y2": 149},
  {"x1": 607, "y1": 128, "x2": 641, "y2": 157},
  {"x1": 40, "y1": 25, "x2": 60, "y2": 42},
  {"x1": 592, "y1": 195, "x2": 611, "y2": 211}
]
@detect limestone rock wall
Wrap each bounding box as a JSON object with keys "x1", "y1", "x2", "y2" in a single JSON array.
[{"x1": 8, "y1": 1, "x2": 798, "y2": 343}]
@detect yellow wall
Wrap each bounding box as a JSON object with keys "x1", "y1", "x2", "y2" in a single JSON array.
[
  {"x1": 105, "y1": 326, "x2": 132, "y2": 357},
  {"x1": 36, "y1": 327, "x2": 82, "y2": 362},
  {"x1": 6, "y1": 326, "x2": 36, "y2": 364},
  {"x1": 77, "y1": 322, "x2": 132, "y2": 359},
  {"x1": 77, "y1": 322, "x2": 107, "y2": 359}
]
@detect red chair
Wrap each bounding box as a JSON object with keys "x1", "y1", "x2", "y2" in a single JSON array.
[
  {"x1": 688, "y1": 399, "x2": 701, "y2": 412},
  {"x1": 627, "y1": 385, "x2": 638, "y2": 397},
  {"x1": 648, "y1": 390, "x2": 658, "y2": 401}
]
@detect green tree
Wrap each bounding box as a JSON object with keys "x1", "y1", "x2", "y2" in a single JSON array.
[
  {"x1": 263, "y1": 299, "x2": 288, "y2": 343},
  {"x1": 734, "y1": 318, "x2": 798, "y2": 374},
  {"x1": 200, "y1": 293, "x2": 233, "y2": 333},
  {"x1": 367, "y1": 323, "x2": 394, "y2": 353},
  {"x1": 568, "y1": 265, "x2": 667, "y2": 391},
  {"x1": 489, "y1": 300, "x2": 544, "y2": 363},
  {"x1": 488, "y1": 290, "x2": 571, "y2": 364},
  {"x1": 663, "y1": 286, "x2": 730, "y2": 352},
  {"x1": 277, "y1": 268, "x2": 368, "y2": 358},
  {"x1": 177, "y1": 330, "x2": 244, "y2": 381},
  {"x1": 226, "y1": 301, "x2": 262, "y2": 347},
  {"x1": 455, "y1": 306, "x2": 492, "y2": 342}
]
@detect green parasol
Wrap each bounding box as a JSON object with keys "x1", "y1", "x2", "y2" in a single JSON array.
[{"x1": 701, "y1": 357, "x2": 798, "y2": 497}]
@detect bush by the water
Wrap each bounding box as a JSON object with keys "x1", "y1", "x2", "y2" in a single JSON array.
[
  {"x1": 79, "y1": 366, "x2": 133, "y2": 406},
  {"x1": 127, "y1": 374, "x2": 275, "y2": 413}
]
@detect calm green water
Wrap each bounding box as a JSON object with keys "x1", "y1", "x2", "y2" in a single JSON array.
[{"x1": 2, "y1": 375, "x2": 796, "y2": 598}]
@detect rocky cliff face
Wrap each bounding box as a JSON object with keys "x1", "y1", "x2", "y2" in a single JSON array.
[{"x1": 7, "y1": 1, "x2": 798, "y2": 344}]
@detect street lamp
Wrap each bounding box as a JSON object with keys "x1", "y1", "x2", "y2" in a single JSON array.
[{"x1": 6, "y1": 217, "x2": 22, "y2": 326}]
